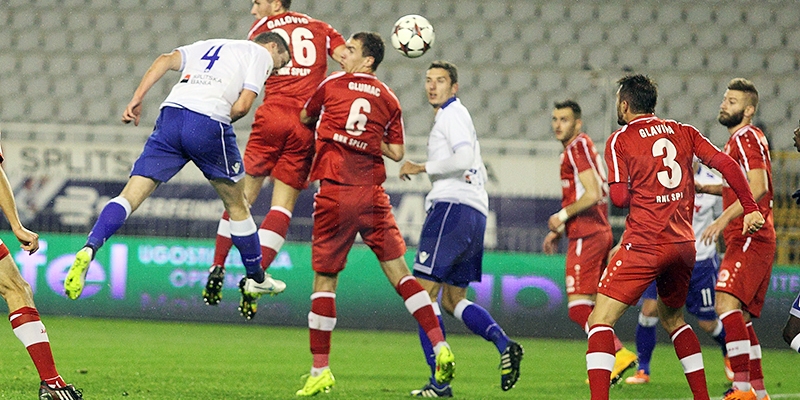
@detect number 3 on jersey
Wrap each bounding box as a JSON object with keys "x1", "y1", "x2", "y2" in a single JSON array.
[
  {"x1": 346, "y1": 98, "x2": 370, "y2": 136},
  {"x1": 652, "y1": 138, "x2": 682, "y2": 189}
]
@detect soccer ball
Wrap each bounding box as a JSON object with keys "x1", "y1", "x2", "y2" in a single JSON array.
[{"x1": 390, "y1": 15, "x2": 435, "y2": 58}]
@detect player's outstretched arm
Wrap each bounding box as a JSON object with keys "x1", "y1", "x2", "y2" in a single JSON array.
[
  {"x1": 122, "y1": 51, "x2": 182, "y2": 126},
  {"x1": 0, "y1": 163, "x2": 38, "y2": 254},
  {"x1": 399, "y1": 160, "x2": 425, "y2": 181}
]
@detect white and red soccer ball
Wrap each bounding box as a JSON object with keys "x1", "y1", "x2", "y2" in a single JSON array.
[{"x1": 390, "y1": 14, "x2": 435, "y2": 58}]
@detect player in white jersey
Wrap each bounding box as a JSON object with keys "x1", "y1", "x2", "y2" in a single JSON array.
[
  {"x1": 785, "y1": 124, "x2": 800, "y2": 353},
  {"x1": 625, "y1": 161, "x2": 732, "y2": 384},
  {"x1": 400, "y1": 61, "x2": 522, "y2": 397},
  {"x1": 64, "y1": 33, "x2": 290, "y2": 302}
]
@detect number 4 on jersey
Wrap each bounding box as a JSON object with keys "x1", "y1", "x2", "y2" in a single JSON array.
[{"x1": 201, "y1": 45, "x2": 224, "y2": 71}]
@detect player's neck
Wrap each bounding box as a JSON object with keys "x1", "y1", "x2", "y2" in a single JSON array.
[{"x1": 727, "y1": 119, "x2": 752, "y2": 135}]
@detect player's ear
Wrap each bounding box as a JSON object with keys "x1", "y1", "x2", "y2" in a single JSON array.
[
  {"x1": 451, "y1": 82, "x2": 459, "y2": 95},
  {"x1": 575, "y1": 118, "x2": 583, "y2": 132},
  {"x1": 363, "y1": 56, "x2": 375, "y2": 70}
]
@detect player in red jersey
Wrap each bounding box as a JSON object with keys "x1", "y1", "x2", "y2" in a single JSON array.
[
  {"x1": 203, "y1": 0, "x2": 346, "y2": 320},
  {"x1": 0, "y1": 129, "x2": 84, "y2": 399},
  {"x1": 698, "y1": 78, "x2": 775, "y2": 400},
  {"x1": 294, "y1": 32, "x2": 454, "y2": 396},
  {"x1": 586, "y1": 75, "x2": 764, "y2": 400},
  {"x1": 542, "y1": 100, "x2": 638, "y2": 384}
]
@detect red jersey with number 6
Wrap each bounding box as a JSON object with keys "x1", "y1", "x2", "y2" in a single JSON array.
[
  {"x1": 721, "y1": 124, "x2": 775, "y2": 243},
  {"x1": 304, "y1": 71, "x2": 405, "y2": 186},
  {"x1": 605, "y1": 114, "x2": 722, "y2": 245},
  {"x1": 248, "y1": 11, "x2": 345, "y2": 108}
]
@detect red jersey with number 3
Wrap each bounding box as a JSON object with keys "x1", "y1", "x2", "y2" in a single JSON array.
[
  {"x1": 305, "y1": 71, "x2": 405, "y2": 186},
  {"x1": 721, "y1": 124, "x2": 775, "y2": 243},
  {"x1": 248, "y1": 11, "x2": 345, "y2": 108},
  {"x1": 560, "y1": 133, "x2": 611, "y2": 239},
  {"x1": 605, "y1": 115, "x2": 721, "y2": 245}
]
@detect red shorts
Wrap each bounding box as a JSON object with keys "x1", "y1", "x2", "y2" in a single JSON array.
[
  {"x1": 566, "y1": 230, "x2": 613, "y2": 296},
  {"x1": 312, "y1": 181, "x2": 406, "y2": 274},
  {"x1": 243, "y1": 102, "x2": 314, "y2": 190},
  {"x1": 716, "y1": 237, "x2": 775, "y2": 318},
  {"x1": 598, "y1": 241, "x2": 695, "y2": 308}
]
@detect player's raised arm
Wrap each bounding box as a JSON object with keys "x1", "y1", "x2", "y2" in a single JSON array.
[{"x1": 122, "y1": 50, "x2": 182, "y2": 126}]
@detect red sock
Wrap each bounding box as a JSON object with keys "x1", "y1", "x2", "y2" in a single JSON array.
[
  {"x1": 720, "y1": 309, "x2": 751, "y2": 391},
  {"x1": 746, "y1": 323, "x2": 766, "y2": 394},
  {"x1": 586, "y1": 324, "x2": 615, "y2": 400},
  {"x1": 9, "y1": 307, "x2": 65, "y2": 388},
  {"x1": 259, "y1": 207, "x2": 291, "y2": 270},
  {"x1": 213, "y1": 211, "x2": 233, "y2": 267},
  {"x1": 309, "y1": 292, "x2": 336, "y2": 369},
  {"x1": 568, "y1": 300, "x2": 593, "y2": 332},
  {"x1": 671, "y1": 324, "x2": 710, "y2": 400},
  {"x1": 396, "y1": 276, "x2": 444, "y2": 346}
]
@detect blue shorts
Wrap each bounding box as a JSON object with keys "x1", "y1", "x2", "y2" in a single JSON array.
[
  {"x1": 131, "y1": 107, "x2": 245, "y2": 183},
  {"x1": 412, "y1": 202, "x2": 485, "y2": 288},
  {"x1": 791, "y1": 291, "x2": 800, "y2": 319},
  {"x1": 639, "y1": 255, "x2": 719, "y2": 321}
]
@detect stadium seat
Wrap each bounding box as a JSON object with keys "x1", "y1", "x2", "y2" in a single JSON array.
[
  {"x1": 656, "y1": 74, "x2": 685, "y2": 97},
  {"x1": 116, "y1": 0, "x2": 141, "y2": 10},
  {"x1": 0, "y1": 30, "x2": 11, "y2": 51},
  {"x1": 14, "y1": 31, "x2": 41, "y2": 51},
  {"x1": 578, "y1": 23, "x2": 604, "y2": 47},
  {"x1": 577, "y1": 91, "x2": 605, "y2": 118},
  {"x1": 19, "y1": 54, "x2": 46, "y2": 77},
  {"x1": 735, "y1": 52, "x2": 766, "y2": 74},
  {"x1": 439, "y1": 41, "x2": 469, "y2": 65},
  {"x1": 471, "y1": 110, "x2": 494, "y2": 138},
  {"x1": 38, "y1": 11, "x2": 65, "y2": 31},
  {"x1": 495, "y1": 111, "x2": 524, "y2": 138},
  {"x1": 645, "y1": 48, "x2": 675, "y2": 70},
  {"x1": 655, "y1": 3, "x2": 684, "y2": 25},
  {"x1": 0, "y1": 96, "x2": 27, "y2": 120},
  {"x1": 706, "y1": 50, "x2": 735, "y2": 73},
  {"x1": 477, "y1": 70, "x2": 505, "y2": 92},
  {"x1": 340, "y1": 0, "x2": 368, "y2": 18},
  {"x1": 432, "y1": 19, "x2": 458, "y2": 44},
  {"x1": 626, "y1": 2, "x2": 655, "y2": 23},
  {"x1": 777, "y1": 76, "x2": 800, "y2": 102},
  {"x1": 22, "y1": 77, "x2": 50, "y2": 97},
  {"x1": 0, "y1": 54, "x2": 17, "y2": 75},
  {"x1": 490, "y1": 24, "x2": 517, "y2": 43},
  {"x1": 485, "y1": 91, "x2": 514, "y2": 117},
  {"x1": 103, "y1": 56, "x2": 131, "y2": 77},
  {"x1": 453, "y1": 0, "x2": 480, "y2": 20},
  {"x1": 481, "y1": 1, "x2": 508, "y2": 20},
  {"x1": 509, "y1": 1, "x2": 537, "y2": 22},
  {"x1": 11, "y1": 10, "x2": 36, "y2": 30},
  {"x1": 758, "y1": 99, "x2": 788, "y2": 127},
  {"x1": 664, "y1": 98, "x2": 695, "y2": 121},
  {"x1": 149, "y1": 14, "x2": 176, "y2": 33},
  {"x1": 775, "y1": 6, "x2": 800, "y2": 31},
  {"x1": 604, "y1": 24, "x2": 631, "y2": 48},
  {"x1": 29, "y1": 98, "x2": 57, "y2": 122},
  {"x1": 755, "y1": 28, "x2": 784, "y2": 51},
  {"x1": 70, "y1": 31, "x2": 98, "y2": 52},
  {"x1": 548, "y1": 25, "x2": 575, "y2": 46},
  {"x1": 665, "y1": 28, "x2": 692, "y2": 48},
  {"x1": 695, "y1": 27, "x2": 723, "y2": 49},
  {"x1": 676, "y1": 48, "x2": 705, "y2": 72},
  {"x1": 586, "y1": 46, "x2": 616, "y2": 70},
  {"x1": 556, "y1": 44, "x2": 584, "y2": 69},
  {"x1": 713, "y1": 6, "x2": 744, "y2": 27},
  {"x1": 537, "y1": 71, "x2": 564, "y2": 93},
  {"x1": 745, "y1": 6, "x2": 774, "y2": 27},
  {"x1": 506, "y1": 69, "x2": 535, "y2": 92},
  {"x1": 53, "y1": 78, "x2": 80, "y2": 98},
  {"x1": 178, "y1": 12, "x2": 204, "y2": 34},
  {"x1": 685, "y1": 4, "x2": 713, "y2": 25},
  {"x1": 204, "y1": 14, "x2": 233, "y2": 37},
  {"x1": 724, "y1": 29, "x2": 754, "y2": 50},
  {"x1": 636, "y1": 25, "x2": 664, "y2": 47},
  {"x1": 459, "y1": 20, "x2": 489, "y2": 43},
  {"x1": 567, "y1": 3, "x2": 596, "y2": 24},
  {"x1": 57, "y1": 98, "x2": 85, "y2": 122},
  {"x1": 519, "y1": 23, "x2": 546, "y2": 46},
  {"x1": 617, "y1": 47, "x2": 645, "y2": 70},
  {"x1": 767, "y1": 53, "x2": 796, "y2": 74},
  {"x1": 144, "y1": 0, "x2": 169, "y2": 11},
  {"x1": 596, "y1": 2, "x2": 623, "y2": 24},
  {"x1": 86, "y1": 99, "x2": 115, "y2": 123},
  {"x1": 540, "y1": 2, "x2": 566, "y2": 23},
  {"x1": 564, "y1": 73, "x2": 592, "y2": 94},
  {"x1": 100, "y1": 32, "x2": 125, "y2": 53},
  {"x1": 422, "y1": 1, "x2": 451, "y2": 20},
  {"x1": 686, "y1": 75, "x2": 716, "y2": 98}
]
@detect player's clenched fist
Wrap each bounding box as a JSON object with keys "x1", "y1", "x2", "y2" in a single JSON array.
[{"x1": 742, "y1": 210, "x2": 765, "y2": 235}]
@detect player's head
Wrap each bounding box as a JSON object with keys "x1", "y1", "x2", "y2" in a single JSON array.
[
  {"x1": 252, "y1": 31, "x2": 291, "y2": 71},
  {"x1": 552, "y1": 100, "x2": 583, "y2": 145},
  {"x1": 718, "y1": 78, "x2": 758, "y2": 129},
  {"x1": 343, "y1": 32, "x2": 385, "y2": 73},
  {"x1": 426, "y1": 61, "x2": 458, "y2": 109},
  {"x1": 615, "y1": 74, "x2": 657, "y2": 125},
  {"x1": 251, "y1": 0, "x2": 290, "y2": 19}
]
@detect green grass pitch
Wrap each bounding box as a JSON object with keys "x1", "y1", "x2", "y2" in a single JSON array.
[{"x1": 0, "y1": 316, "x2": 798, "y2": 399}]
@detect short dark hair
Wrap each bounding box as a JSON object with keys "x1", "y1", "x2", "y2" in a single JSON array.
[
  {"x1": 252, "y1": 31, "x2": 289, "y2": 54},
  {"x1": 727, "y1": 78, "x2": 759, "y2": 108},
  {"x1": 352, "y1": 32, "x2": 385, "y2": 72},
  {"x1": 617, "y1": 74, "x2": 658, "y2": 114},
  {"x1": 553, "y1": 99, "x2": 582, "y2": 119},
  {"x1": 428, "y1": 60, "x2": 458, "y2": 84},
  {"x1": 278, "y1": 0, "x2": 292, "y2": 8}
]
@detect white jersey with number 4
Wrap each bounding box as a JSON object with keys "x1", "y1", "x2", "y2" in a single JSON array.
[
  {"x1": 694, "y1": 163, "x2": 723, "y2": 261},
  {"x1": 161, "y1": 39, "x2": 273, "y2": 124},
  {"x1": 425, "y1": 97, "x2": 489, "y2": 216}
]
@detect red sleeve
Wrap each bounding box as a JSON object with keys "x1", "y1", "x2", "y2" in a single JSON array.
[
  {"x1": 569, "y1": 139, "x2": 593, "y2": 173},
  {"x1": 707, "y1": 152, "x2": 759, "y2": 214},
  {"x1": 609, "y1": 182, "x2": 630, "y2": 208},
  {"x1": 384, "y1": 107, "x2": 405, "y2": 145},
  {"x1": 325, "y1": 23, "x2": 346, "y2": 56},
  {"x1": 303, "y1": 82, "x2": 325, "y2": 118}
]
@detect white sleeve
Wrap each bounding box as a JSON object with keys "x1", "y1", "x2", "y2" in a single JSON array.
[
  {"x1": 426, "y1": 144, "x2": 473, "y2": 175},
  {"x1": 243, "y1": 46, "x2": 271, "y2": 95}
]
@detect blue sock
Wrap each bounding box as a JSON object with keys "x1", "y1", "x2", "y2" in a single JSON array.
[
  {"x1": 86, "y1": 197, "x2": 131, "y2": 252},
  {"x1": 708, "y1": 319, "x2": 728, "y2": 356},
  {"x1": 229, "y1": 218, "x2": 263, "y2": 281},
  {"x1": 455, "y1": 299, "x2": 509, "y2": 353},
  {"x1": 419, "y1": 308, "x2": 447, "y2": 388},
  {"x1": 635, "y1": 314, "x2": 658, "y2": 374}
]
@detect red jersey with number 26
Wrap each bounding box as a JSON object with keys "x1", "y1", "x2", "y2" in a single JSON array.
[
  {"x1": 605, "y1": 115, "x2": 721, "y2": 245},
  {"x1": 248, "y1": 11, "x2": 345, "y2": 108},
  {"x1": 305, "y1": 71, "x2": 405, "y2": 186}
]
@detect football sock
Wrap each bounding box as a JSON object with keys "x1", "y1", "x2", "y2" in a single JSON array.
[
  {"x1": 720, "y1": 309, "x2": 751, "y2": 391},
  {"x1": 454, "y1": 299, "x2": 509, "y2": 353},
  {"x1": 309, "y1": 292, "x2": 336, "y2": 370},
  {"x1": 418, "y1": 303, "x2": 448, "y2": 388},
  {"x1": 635, "y1": 313, "x2": 659, "y2": 375},
  {"x1": 791, "y1": 332, "x2": 800, "y2": 352},
  {"x1": 229, "y1": 217, "x2": 264, "y2": 282},
  {"x1": 9, "y1": 307, "x2": 66, "y2": 388},
  {"x1": 213, "y1": 211, "x2": 233, "y2": 268},
  {"x1": 86, "y1": 196, "x2": 131, "y2": 252},
  {"x1": 671, "y1": 324, "x2": 709, "y2": 400},
  {"x1": 746, "y1": 322, "x2": 768, "y2": 399},
  {"x1": 708, "y1": 318, "x2": 728, "y2": 356},
  {"x1": 567, "y1": 299, "x2": 594, "y2": 332},
  {"x1": 586, "y1": 324, "x2": 615, "y2": 400},
  {"x1": 395, "y1": 276, "x2": 444, "y2": 346},
  {"x1": 258, "y1": 206, "x2": 291, "y2": 270}
]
